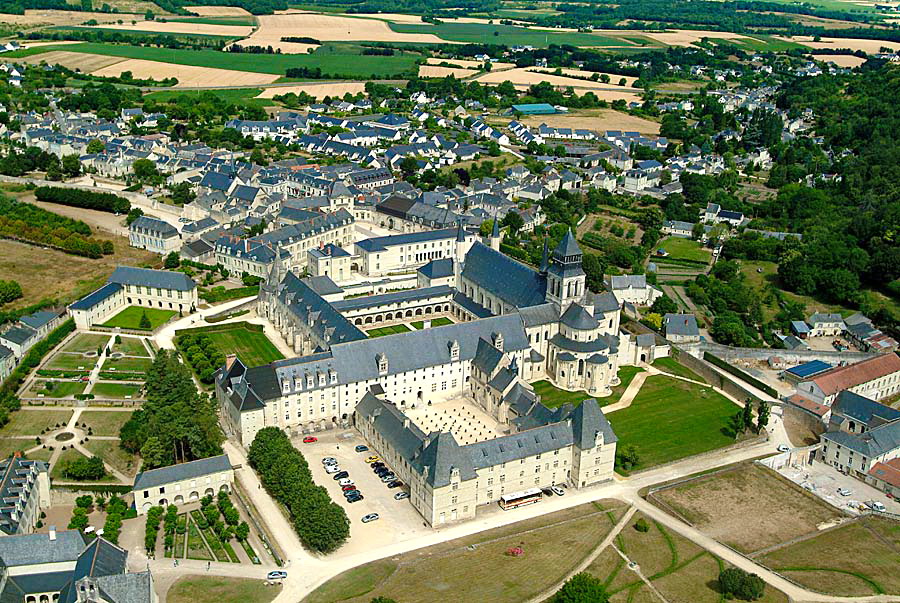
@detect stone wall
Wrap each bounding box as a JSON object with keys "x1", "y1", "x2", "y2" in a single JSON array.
[{"x1": 697, "y1": 341, "x2": 875, "y2": 365}]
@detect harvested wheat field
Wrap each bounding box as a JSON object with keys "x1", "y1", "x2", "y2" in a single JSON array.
[
  {"x1": 785, "y1": 35, "x2": 899, "y2": 53},
  {"x1": 256, "y1": 81, "x2": 368, "y2": 99},
  {"x1": 91, "y1": 59, "x2": 279, "y2": 86},
  {"x1": 184, "y1": 5, "x2": 251, "y2": 15},
  {"x1": 90, "y1": 20, "x2": 254, "y2": 36},
  {"x1": 526, "y1": 66, "x2": 638, "y2": 86},
  {"x1": 19, "y1": 40, "x2": 84, "y2": 49},
  {"x1": 641, "y1": 29, "x2": 749, "y2": 46},
  {"x1": 473, "y1": 67, "x2": 640, "y2": 101},
  {"x1": 0, "y1": 9, "x2": 140, "y2": 27},
  {"x1": 18, "y1": 50, "x2": 126, "y2": 72},
  {"x1": 425, "y1": 57, "x2": 516, "y2": 69},
  {"x1": 813, "y1": 53, "x2": 867, "y2": 67},
  {"x1": 419, "y1": 65, "x2": 478, "y2": 78},
  {"x1": 257, "y1": 11, "x2": 446, "y2": 43},
  {"x1": 521, "y1": 109, "x2": 660, "y2": 135}
]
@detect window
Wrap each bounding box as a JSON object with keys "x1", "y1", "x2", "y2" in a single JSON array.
[{"x1": 451, "y1": 496, "x2": 458, "y2": 504}]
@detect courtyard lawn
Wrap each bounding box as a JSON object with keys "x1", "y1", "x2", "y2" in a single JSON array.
[
  {"x1": 27, "y1": 380, "x2": 87, "y2": 399},
  {"x1": 100, "y1": 306, "x2": 177, "y2": 331},
  {"x1": 112, "y1": 336, "x2": 151, "y2": 357},
  {"x1": 62, "y1": 333, "x2": 111, "y2": 354},
  {"x1": 168, "y1": 576, "x2": 281, "y2": 603},
  {"x1": 78, "y1": 410, "x2": 134, "y2": 437},
  {"x1": 89, "y1": 382, "x2": 143, "y2": 399},
  {"x1": 102, "y1": 356, "x2": 153, "y2": 373},
  {"x1": 44, "y1": 353, "x2": 97, "y2": 372},
  {"x1": 411, "y1": 317, "x2": 454, "y2": 329},
  {"x1": 532, "y1": 366, "x2": 644, "y2": 409},
  {"x1": 50, "y1": 447, "x2": 90, "y2": 481},
  {"x1": 0, "y1": 410, "x2": 72, "y2": 437},
  {"x1": 0, "y1": 438, "x2": 34, "y2": 458},
  {"x1": 83, "y1": 439, "x2": 138, "y2": 478},
  {"x1": 651, "y1": 357, "x2": 706, "y2": 383},
  {"x1": 658, "y1": 237, "x2": 711, "y2": 263},
  {"x1": 367, "y1": 324, "x2": 412, "y2": 338},
  {"x1": 199, "y1": 324, "x2": 284, "y2": 367},
  {"x1": 607, "y1": 375, "x2": 740, "y2": 471}
]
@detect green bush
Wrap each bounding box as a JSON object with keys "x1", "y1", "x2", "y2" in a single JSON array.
[
  {"x1": 634, "y1": 518, "x2": 649, "y2": 533},
  {"x1": 718, "y1": 567, "x2": 765, "y2": 601}
]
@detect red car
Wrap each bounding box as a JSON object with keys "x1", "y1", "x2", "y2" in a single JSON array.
[
  {"x1": 302, "y1": 436, "x2": 318, "y2": 443},
  {"x1": 341, "y1": 485, "x2": 357, "y2": 492}
]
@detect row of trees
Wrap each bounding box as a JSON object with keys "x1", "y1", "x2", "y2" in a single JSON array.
[
  {"x1": 0, "y1": 196, "x2": 112, "y2": 259},
  {"x1": 248, "y1": 427, "x2": 349, "y2": 553},
  {"x1": 176, "y1": 333, "x2": 226, "y2": 384},
  {"x1": 60, "y1": 455, "x2": 107, "y2": 481},
  {"x1": 34, "y1": 186, "x2": 131, "y2": 214},
  {"x1": 118, "y1": 350, "x2": 224, "y2": 470}
]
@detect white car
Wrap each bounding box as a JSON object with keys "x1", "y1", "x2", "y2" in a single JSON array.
[
  {"x1": 776, "y1": 444, "x2": 790, "y2": 452},
  {"x1": 267, "y1": 570, "x2": 287, "y2": 580},
  {"x1": 325, "y1": 465, "x2": 341, "y2": 474},
  {"x1": 338, "y1": 478, "x2": 354, "y2": 487},
  {"x1": 322, "y1": 457, "x2": 337, "y2": 465},
  {"x1": 361, "y1": 513, "x2": 379, "y2": 523},
  {"x1": 837, "y1": 488, "x2": 852, "y2": 497},
  {"x1": 550, "y1": 486, "x2": 565, "y2": 497}
]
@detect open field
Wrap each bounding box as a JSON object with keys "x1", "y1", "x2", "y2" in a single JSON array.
[
  {"x1": 184, "y1": 5, "x2": 252, "y2": 15},
  {"x1": 0, "y1": 410, "x2": 73, "y2": 437},
  {"x1": 658, "y1": 236, "x2": 711, "y2": 263},
  {"x1": 168, "y1": 575, "x2": 281, "y2": 603},
  {"x1": 87, "y1": 20, "x2": 254, "y2": 36},
  {"x1": 305, "y1": 501, "x2": 626, "y2": 603},
  {"x1": 92, "y1": 59, "x2": 280, "y2": 87},
  {"x1": 418, "y1": 64, "x2": 478, "y2": 78},
  {"x1": 101, "y1": 306, "x2": 176, "y2": 330},
  {"x1": 389, "y1": 20, "x2": 629, "y2": 47},
  {"x1": 813, "y1": 53, "x2": 868, "y2": 67},
  {"x1": 17, "y1": 50, "x2": 127, "y2": 72},
  {"x1": 759, "y1": 517, "x2": 900, "y2": 596},
  {"x1": 640, "y1": 29, "x2": 749, "y2": 46},
  {"x1": 608, "y1": 376, "x2": 740, "y2": 471},
  {"x1": 79, "y1": 410, "x2": 134, "y2": 436},
  {"x1": 246, "y1": 11, "x2": 446, "y2": 45},
  {"x1": 425, "y1": 57, "x2": 515, "y2": 69},
  {"x1": 533, "y1": 365, "x2": 644, "y2": 408},
  {"x1": 526, "y1": 66, "x2": 638, "y2": 87},
  {"x1": 366, "y1": 324, "x2": 412, "y2": 338},
  {"x1": 187, "y1": 323, "x2": 285, "y2": 366},
  {"x1": 520, "y1": 108, "x2": 659, "y2": 135},
  {"x1": 651, "y1": 463, "x2": 844, "y2": 554},
  {"x1": 255, "y1": 82, "x2": 368, "y2": 99},
  {"x1": 473, "y1": 68, "x2": 641, "y2": 101},
  {"x1": 0, "y1": 9, "x2": 141, "y2": 27},
  {"x1": 777, "y1": 35, "x2": 900, "y2": 53}
]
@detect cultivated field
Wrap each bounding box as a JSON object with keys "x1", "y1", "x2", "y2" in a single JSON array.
[
  {"x1": 256, "y1": 81, "x2": 368, "y2": 99},
  {"x1": 91, "y1": 58, "x2": 280, "y2": 86},
  {"x1": 18, "y1": 50, "x2": 127, "y2": 72},
  {"x1": 812, "y1": 53, "x2": 867, "y2": 67},
  {"x1": 247, "y1": 11, "x2": 446, "y2": 44},
  {"x1": 88, "y1": 20, "x2": 254, "y2": 36},
  {"x1": 473, "y1": 68, "x2": 641, "y2": 101},
  {"x1": 520, "y1": 108, "x2": 660, "y2": 135},
  {"x1": 418, "y1": 64, "x2": 478, "y2": 78},
  {"x1": 640, "y1": 29, "x2": 750, "y2": 46},
  {"x1": 425, "y1": 57, "x2": 515, "y2": 69},
  {"x1": 0, "y1": 9, "x2": 141, "y2": 27},
  {"x1": 525, "y1": 66, "x2": 638, "y2": 87},
  {"x1": 651, "y1": 463, "x2": 844, "y2": 554},
  {"x1": 778, "y1": 35, "x2": 900, "y2": 53},
  {"x1": 184, "y1": 5, "x2": 252, "y2": 16}
]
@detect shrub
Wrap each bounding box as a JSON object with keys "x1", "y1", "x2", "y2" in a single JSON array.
[
  {"x1": 718, "y1": 567, "x2": 765, "y2": 601},
  {"x1": 634, "y1": 518, "x2": 649, "y2": 533}
]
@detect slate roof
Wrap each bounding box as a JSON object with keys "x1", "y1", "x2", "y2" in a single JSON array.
[
  {"x1": 133, "y1": 455, "x2": 231, "y2": 491},
  {"x1": 472, "y1": 338, "x2": 504, "y2": 375},
  {"x1": 0, "y1": 325, "x2": 36, "y2": 345},
  {"x1": 71, "y1": 538, "x2": 127, "y2": 582},
  {"x1": 608, "y1": 275, "x2": 646, "y2": 290},
  {"x1": 109, "y1": 266, "x2": 196, "y2": 291},
  {"x1": 550, "y1": 332, "x2": 617, "y2": 354},
  {"x1": 518, "y1": 303, "x2": 560, "y2": 328},
  {"x1": 462, "y1": 242, "x2": 547, "y2": 309},
  {"x1": 823, "y1": 419, "x2": 900, "y2": 457},
  {"x1": 831, "y1": 391, "x2": 900, "y2": 427},
  {"x1": 418, "y1": 258, "x2": 454, "y2": 279},
  {"x1": 0, "y1": 457, "x2": 46, "y2": 535},
  {"x1": 356, "y1": 228, "x2": 457, "y2": 252},
  {"x1": 560, "y1": 303, "x2": 599, "y2": 330},
  {"x1": 303, "y1": 275, "x2": 343, "y2": 297},
  {"x1": 274, "y1": 272, "x2": 366, "y2": 347},
  {"x1": 664, "y1": 313, "x2": 699, "y2": 337},
  {"x1": 69, "y1": 282, "x2": 122, "y2": 311},
  {"x1": 0, "y1": 530, "x2": 85, "y2": 566},
  {"x1": 331, "y1": 285, "x2": 452, "y2": 312},
  {"x1": 553, "y1": 230, "x2": 582, "y2": 260},
  {"x1": 130, "y1": 215, "x2": 178, "y2": 237},
  {"x1": 19, "y1": 310, "x2": 59, "y2": 330}
]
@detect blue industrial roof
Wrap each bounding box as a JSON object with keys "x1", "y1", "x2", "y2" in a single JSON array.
[
  {"x1": 785, "y1": 360, "x2": 832, "y2": 378},
  {"x1": 512, "y1": 103, "x2": 557, "y2": 115},
  {"x1": 69, "y1": 282, "x2": 123, "y2": 311}
]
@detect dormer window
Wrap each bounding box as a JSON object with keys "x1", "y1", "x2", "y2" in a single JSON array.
[
  {"x1": 492, "y1": 332, "x2": 504, "y2": 352},
  {"x1": 329, "y1": 369, "x2": 337, "y2": 384},
  {"x1": 318, "y1": 371, "x2": 326, "y2": 386},
  {"x1": 377, "y1": 353, "x2": 388, "y2": 375},
  {"x1": 306, "y1": 373, "x2": 314, "y2": 388},
  {"x1": 449, "y1": 340, "x2": 460, "y2": 362},
  {"x1": 281, "y1": 379, "x2": 290, "y2": 394}
]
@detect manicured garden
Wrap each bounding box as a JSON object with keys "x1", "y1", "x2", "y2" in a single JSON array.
[
  {"x1": 658, "y1": 237, "x2": 712, "y2": 263},
  {"x1": 366, "y1": 324, "x2": 412, "y2": 338},
  {"x1": 112, "y1": 336, "x2": 151, "y2": 357},
  {"x1": 411, "y1": 317, "x2": 454, "y2": 329},
  {"x1": 27, "y1": 380, "x2": 87, "y2": 398},
  {"x1": 176, "y1": 322, "x2": 284, "y2": 373},
  {"x1": 89, "y1": 382, "x2": 143, "y2": 399},
  {"x1": 532, "y1": 366, "x2": 645, "y2": 409},
  {"x1": 101, "y1": 306, "x2": 177, "y2": 330},
  {"x1": 62, "y1": 333, "x2": 111, "y2": 354},
  {"x1": 44, "y1": 352, "x2": 97, "y2": 372}
]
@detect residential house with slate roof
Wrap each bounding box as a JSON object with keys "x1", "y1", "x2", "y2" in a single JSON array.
[
  {"x1": 820, "y1": 418, "x2": 900, "y2": 481},
  {"x1": 132, "y1": 454, "x2": 233, "y2": 514},
  {"x1": 68, "y1": 267, "x2": 198, "y2": 330},
  {"x1": 128, "y1": 215, "x2": 181, "y2": 255},
  {"x1": 663, "y1": 313, "x2": 701, "y2": 344}
]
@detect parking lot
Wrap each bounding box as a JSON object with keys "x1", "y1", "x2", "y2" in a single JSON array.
[
  {"x1": 776, "y1": 460, "x2": 900, "y2": 515},
  {"x1": 296, "y1": 430, "x2": 433, "y2": 556}
]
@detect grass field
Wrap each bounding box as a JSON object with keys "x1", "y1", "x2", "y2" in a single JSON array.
[
  {"x1": 101, "y1": 306, "x2": 177, "y2": 330},
  {"x1": 50, "y1": 447, "x2": 92, "y2": 481},
  {"x1": 27, "y1": 380, "x2": 87, "y2": 398},
  {"x1": 306, "y1": 501, "x2": 626, "y2": 603},
  {"x1": 366, "y1": 324, "x2": 412, "y2": 338},
  {"x1": 103, "y1": 356, "x2": 153, "y2": 373},
  {"x1": 0, "y1": 438, "x2": 34, "y2": 458},
  {"x1": 8, "y1": 43, "x2": 420, "y2": 78},
  {"x1": 112, "y1": 336, "x2": 150, "y2": 357},
  {"x1": 83, "y1": 439, "x2": 139, "y2": 477},
  {"x1": 389, "y1": 21, "x2": 624, "y2": 47},
  {"x1": 168, "y1": 576, "x2": 281, "y2": 603},
  {"x1": 533, "y1": 366, "x2": 644, "y2": 409},
  {"x1": 658, "y1": 237, "x2": 711, "y2": 263},
  {"x1": 607, "y1": 375, "x2": 740, "y2": 471},
  {"x1": 62, "y1": 333, "x2": 111, "y2": 354},
  {"x1": 411, "y1": 317, "x2": 454, "y2": 329},
  {"x1": 79, "y1": 410, "x2": 134, "y2": 436},
  {"x1": 89, "y1": 382, "x2": 143, "y2": 399},
  {"x1": 759, "y1": 517, "x2": 900, "y2": 596},
  {"x1": 651, "y1": 463, "x2": 843, "y2": 554},
  {"x1": 0, "y1": 410, "x2": 72, "y2": 437},
  {"x1": 43, "y1": 353, "x2": 97, "y2": 372},
  {"x1": 182, "y1": 323, "x2": 285, "y2": 366},
  {"x1": 651, "y1": 357, "x2": 706, "y2": 383},
  {"x1": 143, "y1": 87, "x2": 271, "y2": 109}
]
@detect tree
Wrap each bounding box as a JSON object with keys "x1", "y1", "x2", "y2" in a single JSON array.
[
  {"x1": 479, "y1": 219, "x2": 495, "y2": 238},
  {"x1": 0, "y1": 280, "x2": 23, "y2": 305},
  {"x1": 650, "y1": 295, "x2": 678, "y2": 316},
  {"x1": 164, "y1": 252, "x2": 180, "y2": 270},
  {"x1": 132, "y1": 158, "x2": 159, "y2": 183},
  {"x1": 741, "y1": 399, "x2": 754, "y2": 433},
  {"x1": 62, "y1": 154, "x2": 81, "y2": 178},
  {"x1": 370, "y1": 598, "x2": 398, "y2": 603},
  {"x1": 551, "y1": 572, "x2": 609, "y2": 603},
  {"x1": 63, "y1": 456, "x2": 106, "y2": 480},
  {"x1": 615, "y1": 444, "x2": 640, "y2": 472},
  {"x1": 139, "y1": 311, "x2": 151, "y2": 329},
  {"x1": 45, "y1": 161, "x2": 62, "y2": 182},
  {"x1": 68, "y1": 507, "x2": 89, "y2": 531},
  {"x1": 250, "y1": 148, "x2": 268, "y2": 166},
  {"x1": 235, "y1": 521, "x2": 250, "y2": 541},
  {"x1": 718, "y1": 567, "x2": 765, "y2": 601},
  {"x1": 501, "y1": 210, "x2": 524, "y2": 234},
  {"x1": 126, "y1": 207, "x2": 144, "y2": 226},
  {"x1": 582, "y1": 253, "x2": 606, "y2": 293},
  {"x1": 399, "y1": 156, "x2": 419, "y2": 179},
  {"x1": 87, "y1": 139, "x2": 106, "y2": 154},
  {"x1": 756, "y1": 400, "x2": 770, "y2": 434}
]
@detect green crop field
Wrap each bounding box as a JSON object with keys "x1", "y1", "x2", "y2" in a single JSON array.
[
  {"x1": 101, "y1": 306, "x2": 176, "y2": 330},
  {"x1": 51, "y1": 26, "x2": 242, "y2": 41},
  {"x1": 8, "y1": 43, "x2": 421, "y2": 78},
  {"x1": 607, "y1": 375, "x2": 740, "y2": 471},
  {"x1": 388, "y1": 21, "x2": 625, "y2": 47},
  {"x1": 143, "y1": 88, "x2": 269, "y2": 108}
]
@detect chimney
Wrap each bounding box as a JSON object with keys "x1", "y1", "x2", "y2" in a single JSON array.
[
  {"x1": 403, "y1": 418, "x2": 410, "y2": 429},
  {"x1": 49, "y1": 526, "x2": 56, "y2": 541}
]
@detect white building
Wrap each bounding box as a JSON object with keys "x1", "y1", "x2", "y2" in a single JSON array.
[{"x1": 132, "y1": 454, "x2": 234, "y2": 514}]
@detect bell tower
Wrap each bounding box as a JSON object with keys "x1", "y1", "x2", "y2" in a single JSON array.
[{"x1": 545, "y1": 229, "x2": 586, "y2": 313}]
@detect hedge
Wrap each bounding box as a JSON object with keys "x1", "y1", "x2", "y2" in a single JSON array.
[
  {"x1": 199, "y1": 285, "x2": 259, "y2": 303},
  {"x1": 175, "y1": 320, "x2": 265, "y2": 337},
  {"x1": 34, "y1": 186, "x2": 130, "y2": 214},
  {"x1": 652, "y1": 256, "x2": 710, "y2": 268},
  {"x1": 703, "y1": 352, "x2": 778, "y2": 397}
]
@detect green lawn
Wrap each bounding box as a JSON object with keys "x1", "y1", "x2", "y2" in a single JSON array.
[
  {"x1": 180, "y1": 323, "x2": 285, "y2": 366},
  {"x1": 28, "y1": 380, "x2": 87, "y2": 399},
  {"x1": 651, "y1": 357, "x2": 706, "y2": 383},
  {"x1": 0, "y1": 410, "x2": 72, "y2": 437},
  {"x1": 168, "y1": 576, "x2": 280, "y2": 603},
  {"x1": 607, "y1": 375, "x2": 740, "y2": 471},
  {"x1": 83, "y1": 439, "x2": 139, "y2": 478},
  {"x1": 89, "y1": 382, "x2": 143, "y2": 399},
  {"x1": 102, "y1": 356, "x2": 153, "y2": 373},
  {"x1": 62, "y1": 333, "x2": 111, "y2": 354},
  {"x1": 78, "y1": 410, "x2": 134, "y2": 436},
  {"x1": 658, "y1": 237, "x2": 711, "y2": 263},
  {"x1": 101, "y1": 306, "x2": 177, "y2": 331},
  {"x1": 532, "y1": 366, "x2": 644, "y2": 409},
  {"x1": 112, "y1": 336, "x2": 150, "y2": 357},
  {"x1": 389, "y1": 21, "x2": 625, "y2": 47},
  {"x1": 44, "y1": 353, "x2": 97, "y2": 372},
  {"x1": 0, "y1": 438, "x2": 35, "y2": 458},
  {"x1": 367, "y1": 324, "x2": 412, "y2": 338},
  {"x1": 50, "y1": 447, "x2": 91, "y2": 481},
  {"x1": 8, "y1": 43, "x2": 420, "y2": 78},
  {"x1": 411, "y1": 317, "x2": 454, "y2": 329}
]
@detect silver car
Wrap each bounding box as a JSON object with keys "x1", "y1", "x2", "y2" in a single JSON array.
[{"x1": 361, "y1": 513, "x2": 379, "y2": 523}]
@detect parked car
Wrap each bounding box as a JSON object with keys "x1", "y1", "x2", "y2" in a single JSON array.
[
  {"x1": 325, "y1": 465, "x2": 341, "y2": 474},
  {"x1": 341, "y1": 485, "x2": 357, "y2": 492},
  {"x1": 332, "y1": 471, "x2": 349, "y2": 480},
  {"x1": 322, "y1": 457, "x2": 337, "y2": 465},
  {"x1": 550, "y1": 486, "x2": 565, "y2": 497},
  {"x1": 267, "y1": 571, "x2": 287, "y2": 580},
  {"x1": 381, "y1": 474, "x2": 397, "y2": 483},
  {"x1": 865, "y1": 500, "x2": 887, "y2": 512},
  {"x1": 338, "y1": 478, "x2": 354, "y2": 487},
  {"x1": 361, "y1": 513, "x2": 379, "y2": 523},
  {"x1": 355, "y1": 445, "x2": 369, "y2": 453},
  {"x1": 387, "y1": 480, "x2": 403, "y2": 488},
  {"x1": 302, "y1": 436, "x2": 318, "y2": 443},
  {"x1": 837, "y1": 488, "x2": 853, "y2": 496},
  {"x1": 541, "y1": 487, "x2": 554, "y2": 496},
  {"x1": 346, "y1": 494, "x2": 364, "y2": 503},
  {"x1": 393, "y1": 491, "x2": 410, "y2": 500},
  {"x1": 776, "y1": 444, "x2": 790, "y2": 452},
  {"x1": 365, "y1": 456, "x2": 381, "y2": 464}
]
